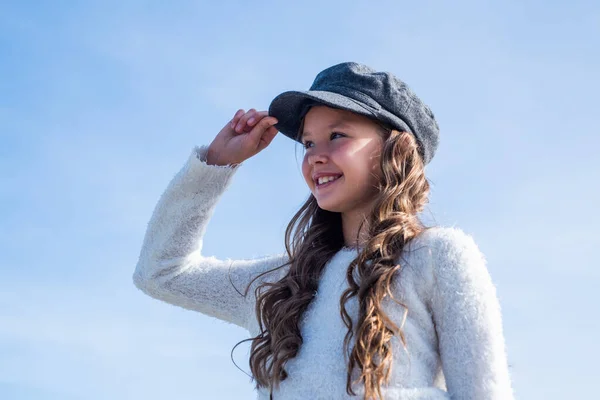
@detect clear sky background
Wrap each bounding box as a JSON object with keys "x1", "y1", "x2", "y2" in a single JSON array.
[{"x1": 1, "y1": 1, "x2": 598, "y2": 399}]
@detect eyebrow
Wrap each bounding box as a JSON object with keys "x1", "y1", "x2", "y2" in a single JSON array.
[{"x1": 301, "y1": 120, "x2": 352, "y2": 140}]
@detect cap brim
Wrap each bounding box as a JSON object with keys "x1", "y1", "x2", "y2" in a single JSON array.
[{"x1": 268, "y1": 90, "x2": 379, "y2": 142}]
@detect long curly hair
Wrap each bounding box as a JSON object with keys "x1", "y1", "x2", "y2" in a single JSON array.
[{"x1": 232, "y1": 118, "x2": 431, "y2": 400}]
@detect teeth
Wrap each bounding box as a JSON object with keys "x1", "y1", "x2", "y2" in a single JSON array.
[{"x1": 317, "y1": 175, "x2": 340, "y2": 185}]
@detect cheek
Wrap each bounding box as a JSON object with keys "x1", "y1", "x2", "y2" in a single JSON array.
[
  {"x1": 346, "y1": 146, "x2": 382, "y2": 185},
  {"x1": 301, "y1": 156, "x2": 312, "y2": 187}
]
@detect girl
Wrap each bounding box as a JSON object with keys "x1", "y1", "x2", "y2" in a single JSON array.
[{"x1": 133, "y1": 62, "x2": 514, "y2": 399}]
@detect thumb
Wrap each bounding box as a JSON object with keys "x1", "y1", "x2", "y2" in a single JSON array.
[
  {"x1": 249, "y1": 116, "x2": 278, "y2": 147},
  {"x1": 257, "y1": 125, "x2": 279, "y2": 152}
]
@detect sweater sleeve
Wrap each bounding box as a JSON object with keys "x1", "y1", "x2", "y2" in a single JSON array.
[
  {"x1": 132, "y1": 145, "x2": 288, "y2": 330},
  {"x1": 429, "y1": 228, "x2": 514, "y2": 400}
]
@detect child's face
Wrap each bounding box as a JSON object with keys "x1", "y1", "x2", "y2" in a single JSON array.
[{"x1": 301, "y1": 105, "x2": 384, "y2": 215}]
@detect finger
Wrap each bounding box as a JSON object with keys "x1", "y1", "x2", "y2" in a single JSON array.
[
  {"x1": 230, "y1": 109, "x2": 245, "y2": 129},
  {"x1": 249, "y1": 116, "x2": 278, "y2": 145},
  {"x1": 246, "y1": 110, "x2": 268, "y2": 127},
  {"x1": 235, "y1": 108, "x2": 257, "y2": 133},
  {"x1": 243, "y1": 111, "x2": 270, "y2": 133}
]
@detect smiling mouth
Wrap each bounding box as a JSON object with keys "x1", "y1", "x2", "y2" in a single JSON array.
[{"x1": 316, "y1": 175, "x2": 343, "y2": 189}]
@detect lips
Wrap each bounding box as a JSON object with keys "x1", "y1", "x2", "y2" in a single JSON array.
[
  {"x1": 315, "y1": 175, "x2": 343, "y2": 190},
  {"x1": 312, "y1": 172, "x2": 343, "y2": 185}
]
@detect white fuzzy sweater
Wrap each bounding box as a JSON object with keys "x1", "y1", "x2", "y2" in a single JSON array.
[{"x1": 133, "y1": 145, "x2": 514, "y2": 400}]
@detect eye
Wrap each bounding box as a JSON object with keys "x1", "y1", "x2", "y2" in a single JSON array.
[{"x1": 302, "y1": 132, "x2": 346, "y2": 150}]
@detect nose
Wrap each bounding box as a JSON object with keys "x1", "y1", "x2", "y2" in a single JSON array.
[{"x1": 307, "y1": 150, "x2": 328, "y2": 166}]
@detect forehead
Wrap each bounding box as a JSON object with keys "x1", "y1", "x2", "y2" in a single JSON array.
[{"x1": 300, "y1": 106, "x2": 368, "y2": 138}]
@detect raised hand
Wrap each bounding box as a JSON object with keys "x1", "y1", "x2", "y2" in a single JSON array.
[{"x1": 206, "y1": 109, "x2": 279, "y2": 166}]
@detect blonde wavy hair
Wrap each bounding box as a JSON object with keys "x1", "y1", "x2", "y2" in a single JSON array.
[{"x1": 231, "y1": 118, "x2": 431, "y2": 400}]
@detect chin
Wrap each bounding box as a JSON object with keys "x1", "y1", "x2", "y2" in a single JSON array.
[
  {"x1": 318, "y1": 205, "x2": 341, "y2": 213},
  {"x1": 315, "y1": 199, "x2": 345, "y2": 213}
]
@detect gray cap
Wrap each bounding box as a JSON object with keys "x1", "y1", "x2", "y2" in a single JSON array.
[{"x1": 268, "y1": 62, "x2": 440, "y2": 164}]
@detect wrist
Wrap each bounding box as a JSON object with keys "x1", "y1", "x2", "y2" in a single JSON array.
[
  {"x1": 206, "y1": 146, "x2": 222, "y2": 166},
  {"x1": 206, "y1": 146, "x2": 239, "y2": 167}
]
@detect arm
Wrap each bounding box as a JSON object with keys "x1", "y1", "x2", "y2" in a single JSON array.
[
  {"x1": 133, "y1": 145, "x2": 288, "y2": 330},
  {"x1": 429, "y1": 228, "x2": 514, "y2": 399}
]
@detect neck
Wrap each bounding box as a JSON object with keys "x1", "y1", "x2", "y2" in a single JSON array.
[{"x1": 341, "y1": 210, "x2": 370, "y2": 248}]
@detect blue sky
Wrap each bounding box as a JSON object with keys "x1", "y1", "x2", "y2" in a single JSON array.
[{"x1": 1, "y1": 1, "x2": 598, "y2": 399}]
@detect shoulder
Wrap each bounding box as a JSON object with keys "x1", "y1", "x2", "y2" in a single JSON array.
[
  {"x1": 412, "y1": 226, "x2": 480, "y2": 251},
  {"x1": 402, "y1": 226, "x2": 490, "y2": 288},
  {"x1": 420, "y1": 227, "x2": 497, "y2": 302},
  {"x1": 406, "y1": 226, "x2": 484, "y2": 263}
]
